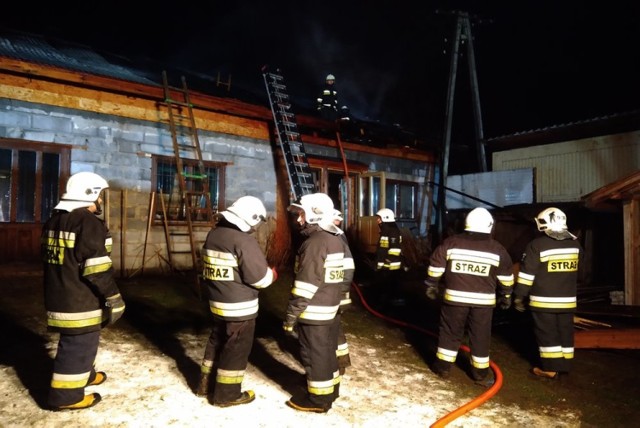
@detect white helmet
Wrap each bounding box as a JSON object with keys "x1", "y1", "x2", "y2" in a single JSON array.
[
  {"x1": 221, "y1": 196, "x2": 266, "y2": 232},
  {"x1": 535, "y1": 207, "x2": 577, "y2": 240},
  {"x1": 333, "y1": 209, "x2": 343, "y2": 223},
  {"x1": 376, "y1": 208, "x2": 395, "y2": 223},
  {"x1": 326, "y1": 74, "x2": 335, "y2": 81},
  {"x1": 62, "y1": 172, "x2": 109, "y2": 202},
  {"x1": 535, "y1": 207, "x2": 568, "y2": 232},
  {"x1": 465, "y1": 207, "x2": 494, "y2": 234},
  {"x1": 290, "y1": 193, "x2": 334, "y2": 225}
]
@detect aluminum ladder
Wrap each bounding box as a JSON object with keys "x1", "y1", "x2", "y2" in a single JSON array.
[{"x1": 262, "y1": 67, "x2": 316, "y2": 202}]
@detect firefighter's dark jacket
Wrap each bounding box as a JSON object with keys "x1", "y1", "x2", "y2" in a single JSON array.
[
  {"x1": 42, "y1": 208, "x2": 121, "y2": 335},
  {"x1": 202, "y1": 220, "x2": 274, "y2": 321},
  {"x1": 376, "y1": 221, "x2": 403, "y2": 270},
  {"x1": 317, "y1": 83, "x2": 338, "y2": 111},
  {"x1": 427, "y1": 232, "x2": 514, "y2": 306},
  {"x1": 287, "y1": 225, "x2": 354, "y2": 325},
  {"x1": 514, "y1": 234, "x2": 583, "y2": 312}
]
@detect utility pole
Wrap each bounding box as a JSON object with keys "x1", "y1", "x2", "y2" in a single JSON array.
[{"x1": 435, "y1": 10, "x2": 489, "y2": 239}]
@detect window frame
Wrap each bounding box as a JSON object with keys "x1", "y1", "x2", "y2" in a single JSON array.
[
  {"x1": 0, "y1": 138, "x2": 70, "y2": 223},
  {"x1": 151, "y1": 155, "x2": 226, "y2": 225},
  {"x1": 359, "y1": 171, "x2": 418, "y2": 221}
]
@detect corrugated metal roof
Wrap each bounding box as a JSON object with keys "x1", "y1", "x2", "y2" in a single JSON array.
[
  {"x1": 485, "y1": 109, "x2": 640, "y2": 152},
  {"x1": 489, "y1": 110, "x2": 640, "y2": 141},
  {"x1": 0, "y1": 30, "x2": 157, "y2": 85}
]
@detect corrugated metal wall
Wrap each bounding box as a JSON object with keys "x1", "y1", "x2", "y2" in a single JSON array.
[{"x1": 492, "y1": 131, "x2": 640, "y2": 202}]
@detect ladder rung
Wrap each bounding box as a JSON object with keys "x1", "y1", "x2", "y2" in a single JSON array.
[
  {"x1": 165, "y1": 98, "x2": 191, "y2": 108},
  {"x1": 280, "y1": 123, "x2": 297, "y2": 130},
  {"x1": 170, "y1": 231, "x2": 190, "y2": 236}
]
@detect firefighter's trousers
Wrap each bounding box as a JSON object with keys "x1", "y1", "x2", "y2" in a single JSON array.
[
  {"x1": 298, "y1": 319, "x2": 340, "y2": 405},
  {"x1": 436, "y1": 305, "x2": 493, "y2": 369},
  {"x1": 203, "y1": 318, "x2": 255, "y2": 403},
  {"x1": 532, "y1": 311, "x2": 574, "y2": 373},
  {"x1": 335, "y1": 311, "x2": 351, "y2": 372},
  {"x1": 48, "y1": 330, "x2": 101, "y2": 407}
]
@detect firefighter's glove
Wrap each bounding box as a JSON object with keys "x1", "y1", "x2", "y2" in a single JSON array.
[
  {"x1": 283, "y1": 314, "x2": 298, "y2": 339},
  {"x1": 105, "y1": 294, "x2": 126, "y2": 325},
  {"x1": 497, "y1": 295, "x2": 511, "y2": 310},
  {"x1": 513, "y1": 297, "x2": 526, "y2": 313},
  {"x1": 424, "y1": 279, "x2": 439, "y2": 300}
]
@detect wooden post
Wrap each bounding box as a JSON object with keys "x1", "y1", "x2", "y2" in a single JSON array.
[
  {"x1": 120, "y1": 189, "x2": 127, "y2": 278},
  {"x1": 141, "y1": 191, "x2": 155, "y2": 276},
  {"x1": 624, "y1": 199, "x2": 640, "y2": 305}
]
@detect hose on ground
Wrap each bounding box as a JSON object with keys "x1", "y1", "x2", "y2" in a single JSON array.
[{"x1": 350, "y1": 282, "x2": 503, "y2": 427}]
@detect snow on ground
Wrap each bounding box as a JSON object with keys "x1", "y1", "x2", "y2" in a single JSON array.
[{"x1": 1, "y1": 324, "x2": 580, "y2": 428}]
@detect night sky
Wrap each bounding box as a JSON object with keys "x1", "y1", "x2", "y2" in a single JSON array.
[{"x1": 3, "y1": 1, "x2": 639, "y2": 146}]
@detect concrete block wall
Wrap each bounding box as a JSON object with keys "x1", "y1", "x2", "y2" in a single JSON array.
[{"x1": 1, "y1": 99, "x2": 279, "y2": 274}]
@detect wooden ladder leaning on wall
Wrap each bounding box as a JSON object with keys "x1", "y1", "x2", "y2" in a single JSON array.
[{"x1": 141, "y1": 71, "x2": 215, "y2": 293}]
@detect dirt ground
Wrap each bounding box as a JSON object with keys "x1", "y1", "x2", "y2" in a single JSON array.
[{"x1": 1, "y1": 264, "x2": 639, "y2": 428}]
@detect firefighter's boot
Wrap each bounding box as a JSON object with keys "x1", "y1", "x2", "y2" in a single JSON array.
[
  {"x1": 52, "y1": 393, "x2": 102, "y2": 411},
  {"x1": 196, "y1": 373, "x2": 211, "y2": 396},
  {"x1": 471, "y1": 367, "x2": 489, "y2": 381},
  {"x1": 213, "y1": 390, "x2": 255, "y2": 407},
  {"x1": 338, "y1": 354, "x2": 351, "y2": 375},
  {"x1": 532, "y1": 367, "x2": 558, "y2": 379},
  {"x1": 432, "y1": 359, "x2": 452, "y2": 379},
  {"x1": 286, "y1": 394, "x2": 331, "y2": 413},
  {"x1": 88, "y1": 371, "x2": 107, "y2": 386}
]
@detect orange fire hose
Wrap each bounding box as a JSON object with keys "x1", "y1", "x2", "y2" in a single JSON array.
[{"x1": 351, "y1": 282, "x2": 504, "y2": 427}]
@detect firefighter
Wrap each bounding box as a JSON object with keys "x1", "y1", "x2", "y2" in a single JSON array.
[
  {"x1": 317, "y1": 73, "x2": 339, "y2": 121},
  {"x1": 42, "y1": 172, "x2": 125, "y2": 410},
  {"x1": 374, "y1": 208, "x2": 404, "y2": 306},
  {"x1": 332, "y1": 209, "x2": 355, "y2": 375},
  {"x1": 425, "y1": 207, "x2": 514, "y2": 383},
  {"x1": 197, "y1": 196, "x2": 277, "y2": 407},
  {"x1": 513, "y1": 207, "x2": 583, "y2": 379},
  {"x1": 283, "y1": 193, "x2": 353, "y2": 413}
]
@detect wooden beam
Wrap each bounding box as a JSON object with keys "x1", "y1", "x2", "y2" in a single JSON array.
[
  {"x1": 574, "y1": 328, "x2": 640, "y2": 349},
  {"x1": 0, "y1": 75, "x2": 269, "y2": 140},
  {"x1": 0, "y1": 57, "x2": 437, "y2": 163}
]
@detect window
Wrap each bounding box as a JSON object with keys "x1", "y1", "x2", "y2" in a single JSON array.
[
  {"x1": 0, "y1": 140, "x2": 69, "y2": 223},
  {"x1": 152, "y1": 155, "x2": 225, "y2": 223},
  {"x1": 386, "y1": 180, "x2": 417, "y2": 220},
  {"x1": 307, "y1": 156, "x2": 369, "y2": 227},
  {"x1": 360, "y1": 172, "x2": 418, "y2": 220}
]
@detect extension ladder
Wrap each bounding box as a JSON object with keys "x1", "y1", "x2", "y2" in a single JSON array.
[{"x1": 262, "y1": 67, "x2": 316, "y2": 202}]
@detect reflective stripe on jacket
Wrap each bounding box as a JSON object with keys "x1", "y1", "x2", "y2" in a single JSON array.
[{"x1": 202, "y1": 223, "x2": 273, "y2": 321}]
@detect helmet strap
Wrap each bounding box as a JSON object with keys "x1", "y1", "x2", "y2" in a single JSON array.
[{"x1": 94, "y1": 199, "x2": 102, "y2": 216}]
